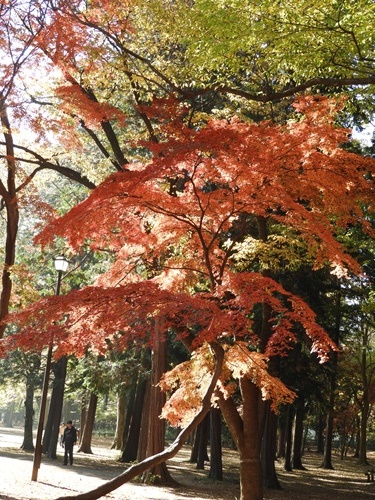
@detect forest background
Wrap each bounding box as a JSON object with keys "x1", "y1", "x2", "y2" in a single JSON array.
[{"x1": 0, "y1": 2, "x2": 375, "y2": 500}]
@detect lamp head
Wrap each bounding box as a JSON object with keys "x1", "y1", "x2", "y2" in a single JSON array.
[{"x1": 54, "y1": 255, "x2": 69, "y2": 272}]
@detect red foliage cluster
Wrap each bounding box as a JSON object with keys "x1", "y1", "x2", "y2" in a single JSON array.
[{"x1": 2, "y1": 96, "x2": 374, "y2": 410}]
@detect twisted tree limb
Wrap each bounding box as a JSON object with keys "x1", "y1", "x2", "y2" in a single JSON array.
[{"x1": 55, "y1": 342, "x2": 224, "y2": 500}]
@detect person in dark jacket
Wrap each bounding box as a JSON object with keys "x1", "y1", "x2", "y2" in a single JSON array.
[{"x1": 62, "y1": 420, "x2": 77, "y2": 465}]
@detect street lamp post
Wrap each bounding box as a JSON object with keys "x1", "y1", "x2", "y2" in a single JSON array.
[{"x1": 31, "y1": 256, "x2": 69, "y2": 482}]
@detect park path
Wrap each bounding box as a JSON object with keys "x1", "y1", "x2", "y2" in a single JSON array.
[{"x1": 0, "y1": 426, "x2": 236, "y2": 500}]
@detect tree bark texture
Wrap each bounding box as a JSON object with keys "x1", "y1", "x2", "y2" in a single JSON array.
[
  {"x1": 78, "y1": 392, "x2": 98, "y2": 454},
  {"x1": 208, "y1": 407, "x2": 223, "y2": 480},
  {"x1": 316, "y1": 414, "x2": 325, "y2": 454},
  {"x1": 21, "y1": 377, "x2": 35, "y2": 451},
  {"x1": 239, "y1": 378, "x2": 263, "y2": 500},
  {"x1": 141, "y1": 321, "x2": 174, "y2": 484},
  {"x1": 47, "y1": 356, "x2": 67, "y2": 459},
  {"x1": 0, "y1": 107, "x2": 19, "y2": 339},
  {"x1": 121, "y1": 371, "x2": 137, "y2": 450},
  {"x1": 283, "y1": 405, "x2": 295, "y2": 472},
  {"x1": 196, "y1": 412, "x2": 210, "y2": 470},
  {"x1": 120, "y1": 370, "x2": 148, "y2": 462},
  {"x1": 261, "y1": 401, "x2": 281, "y2": 489},
  {"x1": 111, "y1": 391, "x2": 126, "y2": 450},
  {"x1": 321, "y1": 286, "x2": 341, "y2": 468},
  {"x1": 292, "y1": 396, "x2": 306, "y2": 470}
]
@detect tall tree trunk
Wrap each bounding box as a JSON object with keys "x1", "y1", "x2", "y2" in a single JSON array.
[
  {"x1": 47, "y1": 356, "x2": 67, "y2": 459},
  {"x1": 42, "y1": 356, "x2": 67, "y2": 458},
  {"x1": 189, "y1": 423, "x2": 201, "y2": 463},
  {"x1": 21, "y1": 376, "x2": 35, "y2": 451},
  {"x1": 208, "y1": 407, "x2": 223, "y2": 480},
  {"x1": 78, "y1": 392, "x2": 98, "y2": 454},
  {"x1": 358, "y1": 332, "x2": 370, "y2": 465},
  {"x1": 79, "y1": 395, "x2": 88, "y2": 445},
  {"x1": 137, "y1": 381, "x2": 150, "y2": 461},
  {"x1": 340, "y1": 416, "x2": 347, "y2": 460},
  {"x1": 320, "y1": 384, "x2": 335, "y2": 468},
  {"x1": 42, "y1": 381, "x2": 58, "y2": 453},
  {"x1": 0, "y1": 107, "x2": 19, "y2": 339},
  {"x1": 239, "y1": 378, "x2": 263, "y2": 500},
  {"x1": 120, "y1": 370, "x2": 148, "y2": 462},
  {"x1": 358, "y1": 395, "x2": 369, "y2": 465},
  {"x1": 196, "y1": 412, "x2": 210, "y2": 470},
  {"x1": 284, "y1": 404, "x2": 295, "y2": 472},
  {"x1": 261, "y1": 401, "x2": 281, "y2": 488},
  {"x1": 218, "y1": 377, "x2": 263, "y2": 500},
  {"x1": 277, "y1": 413, "x2": 286, "y2": 459},
  {"x1": 141, "y1": 321, "x2": 174, "y2": 484},
  {"x1": 292, "y1": 395, "x2": 306, "y2": 470},
  {"x1": 256, "y1": 216, "x2": 280, "y2": 490},
  {"x1": 111, "y1": 391, "x2": 126, "y2": 450},
  {"x1": 121, "y1": 371, "x2": 137, "y2": 450},
  {"x1": 316, "y1": 414, "x2": 325, "y2": 454},
  {"x1": 321, "y1": 286, "x2": 341, "y2": 469},
  {"x1": 353, "y1": 416, "x2": 360, "y2": 458}
]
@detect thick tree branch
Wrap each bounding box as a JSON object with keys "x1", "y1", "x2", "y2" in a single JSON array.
[
  {"x1": 0, "y1": 142, "x2": 96, "y2": 190},
  {"x1": 55, "y1": 343, "x2": 224, "y2": 500},
  {"x1": 215, "y1": 77, "x2": 375, "y2": 103}
]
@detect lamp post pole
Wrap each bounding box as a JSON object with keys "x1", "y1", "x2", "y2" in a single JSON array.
[{"x1": 31, "y1": 256, "x2": 69, "y2": 482}]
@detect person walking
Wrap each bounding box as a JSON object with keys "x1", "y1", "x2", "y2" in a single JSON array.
[
  {"x1": 62, "y1": 420, "x2": 77, "y2": 465},
  {"x1": 59, "y1": 422, "x2": 65, "y2": 446}
]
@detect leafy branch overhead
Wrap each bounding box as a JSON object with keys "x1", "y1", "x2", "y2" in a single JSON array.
[{"x1": 3, "y1": 96, "x2": 374, "y2": 415}]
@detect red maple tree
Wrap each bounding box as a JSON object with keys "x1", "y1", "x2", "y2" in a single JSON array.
[{"x1": 2, "y1": 96, "x2": 375, "y2": 500}]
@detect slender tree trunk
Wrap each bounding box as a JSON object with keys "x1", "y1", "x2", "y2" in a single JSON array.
[
  {"x1": 79, "y1": 396, "x2": 88, "y2": 446},
  {"x1": 42, "y1": 356, "x2": 67, "y2": 457},
  {"x1": 196, "y1": 412, "x2": 210, "y2": 470},
  {"x1": 277, "y1": 415, "x2": 286, "y2": 459},
  {"x1": 353, "y1": 416, "x2": 360, "y2": 458},
  {"x1": 358, "y1": 337, "x2": 370, "y2": 465},
  {"x1": 0, "y1": 107, "x2": 19, "y2": 339},
  {"x1": 302, "y1": 423, "x2": 309, "y2": 455},
  {"x1": 141, "y1": 321, "x2": 174, "y2": 484},
  {"x1": 316, "y1": 414, "x2": 325, "y2": 454},
  {"x1": 238, "y1": 378, "x2": 263, "y2": 500},
  {"x1": 137, "y1": 380, "x2": 150, "y2": 461},
  {"x1": 42, "y1": 374, "x2": 59, "y2": 454},
  {"x1": 292, "y1": 395, "x2": 306, "y2": 470},
  {"x1": 284, "y1": 405, "x2": 295, "y2": 472},
  {"x1": 189, "y1": 423, "x2": 201, "y2": 463},
  {"x1": 320, "y1": 395, "x2": 335, "y2": 468},
  {"x1": 111, "y1": 391, "x2": 126, "y2": 450},
  {"x1": 208, "y1": 407, "x2": 223, "y2": 480},
  {"x1": 256, "y1": 215, "x2": 280, "y2": 490},
  {"x1": 340, "y1": 417, "x2": 347, "y2": 460},
  {"x1": 21, "y1": 377, "x2": 35, "y2": 451},
  {"x1": 321, "y1": 286, "x2": 341, "y2": 469},
  {"x1": 121, "y1": 372, "x2": 137, "y2": 450},
  {"x1": 47, "y1": 356, "x2": 67, "y2": 459},
  {"x1": 120, "y1": 372, "x2": 148, "y2": 462},
  {"x1": 78, "y1": 392, "x2": 98, "y2": 454},
  {"x1": 358, "y1": 396, "x2": 369, "y2": 465},
  {"x1": 261, "y1": 401, "x2": 281, "y2": 488}
]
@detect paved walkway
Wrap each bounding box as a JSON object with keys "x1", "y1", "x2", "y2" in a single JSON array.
[{"x1": 0, "y1": 427, "x2": 225, "y2": 500}]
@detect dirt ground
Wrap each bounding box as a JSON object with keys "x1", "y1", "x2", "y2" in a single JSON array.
[{"x1": 0, "y1": 426, "x2": 375, "y2": 499}]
